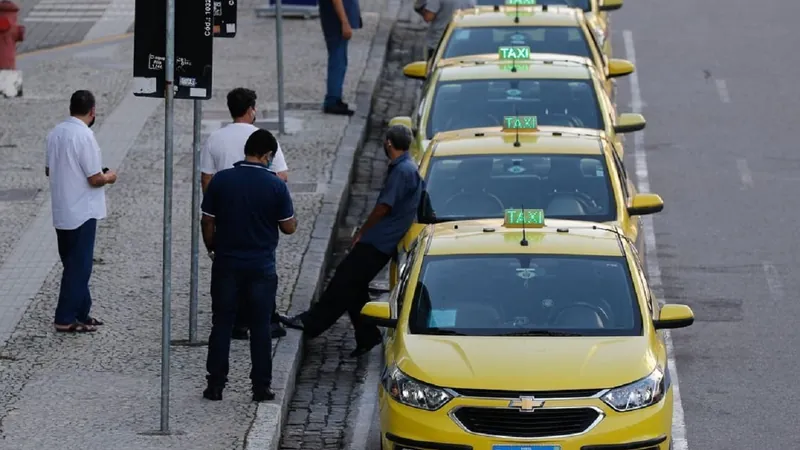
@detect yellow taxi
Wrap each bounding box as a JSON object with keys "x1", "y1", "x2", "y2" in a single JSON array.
[
  {"x1": 387, "y1": 115, "x2": 663, "y2": 287},
  {"x1": 389, "y1": 57, "x2": 645, "y2": 163},
  {"x1": 472, "y1": 0, "x2": 622, "y2": 56},
  {"x1": 360, "y1": 213, "x2": 694, "y2": 450},
  {"x1": 405, "y1": 4, "x2": 632, "y2": 93}
]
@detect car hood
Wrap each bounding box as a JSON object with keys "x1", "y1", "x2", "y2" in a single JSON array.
[{"x1": 396, "y1": 334, "x2": 657, "y2": 391}]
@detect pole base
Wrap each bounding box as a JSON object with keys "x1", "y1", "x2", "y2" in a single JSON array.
[
  {"x1": 138, "y1": 430, "x2": 186, "y2": 436},
  {"x1": 0, "y1": 70, "x2": 22, "y2": 98},
  {"x1": 171, "y1": 339, "x2": 208, "y2": 347}
]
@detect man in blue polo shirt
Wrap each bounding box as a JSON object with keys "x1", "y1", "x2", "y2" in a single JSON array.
[
  {"x1": 279, "y1": 125, "x2": 422, "y2": 357},
  {"x1": 319, "y1": 0, "x2": 362, "y2": 115},
  {"x1": 200, "y1": 129, "x2": 298, "y2": 402}
]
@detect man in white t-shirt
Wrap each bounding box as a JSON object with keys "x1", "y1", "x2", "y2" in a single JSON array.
[
  {"x1": 45, "y1": 90, "x2": 118, "y2": 333},
  {"x1": 200, "y1": 87, "x2": 289, "y2": 340}
]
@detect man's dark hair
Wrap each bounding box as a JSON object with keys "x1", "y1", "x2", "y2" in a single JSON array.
[
  {"x1": 69, "y1": 90, "x2": 96, "y2": 116},
  {"x1": 227, "y1": 87, "x2": 257, "y2": 119},
  {"x1": 385, "y1": 124, "x2": 413, "y2": 151},
  {"x1": 244, "y1": 129, "x2": 278, "y2": 158}
]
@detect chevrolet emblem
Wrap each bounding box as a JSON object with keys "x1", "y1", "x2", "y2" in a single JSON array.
[{"x1": 509, "y1": 396, "x2": 544, "y2": 412}]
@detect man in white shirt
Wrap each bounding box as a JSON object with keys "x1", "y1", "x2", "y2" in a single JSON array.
[
  {"x1": 200, "y1": 87, "x2": 289, "y2": 340},
  {"x1": 45, "y1": 90, "x2": 117, "y2": 333}
]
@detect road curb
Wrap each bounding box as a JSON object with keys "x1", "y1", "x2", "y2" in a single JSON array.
[{"x1": 243, "y1": 0, "x2": 401, "y2": 448}]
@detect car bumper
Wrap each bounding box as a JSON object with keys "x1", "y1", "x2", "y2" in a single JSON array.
[{"x1": 379, "y1": 387, "x2": 673, "y2": 450}]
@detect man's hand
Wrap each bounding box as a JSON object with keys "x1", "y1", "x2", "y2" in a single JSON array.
[
  {"x1": 342, "y1": 22, "x2": 353, "y2": 40},
  {"x1": 104, "y1": 170, "x2": 118, "y2": 185}
]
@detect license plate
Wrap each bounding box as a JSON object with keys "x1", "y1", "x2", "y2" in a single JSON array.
[{"x1": 492, "y1": 446, "x2": 560, "y2": 450}]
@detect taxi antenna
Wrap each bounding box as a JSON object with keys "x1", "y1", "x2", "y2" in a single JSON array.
[
  {"x1": 520, "y1": 204, "x2": 529, "y2": 246},
  {"x1": 513, "y1": 105, "x2": 521, "y2": 147},
  {"x1": 514, "y1": 0, "x2": 520, "y2": 23}
]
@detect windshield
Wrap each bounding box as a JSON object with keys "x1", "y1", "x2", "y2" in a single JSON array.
[
  {"x1": 475, "y1": 0, "x2": 591, "y2": 12},
  {"x1": 426, "y1": 79, "x2": 603, "y2": 137},
  {"x1": 442, "y1": 27, "x2": 592, "y2": 60},
  {"x1": 423, "y1": 154, "x2": 615, "y2": 222},
  {"x1": 409, "y1": 254, "x2": 642, "y2": 336}
]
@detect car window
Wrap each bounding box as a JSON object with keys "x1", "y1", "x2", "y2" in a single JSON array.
[
  {"x1": 424, "y1": 154, "x2": 616, "y2": 222},
  {"x1": 609, "y1": 149, "x2": 629, "y2": 200},
  {"x1": 475, "y1": 0, "x2": 591, "y2": 11},
  {"x1": 427, "y1": 79, "x2": 603, "y2": 137},
  {"x1": 408, "y1": 254, "x2": 642, "y2": 336},
  {"x1": 442, "y1": 27, "x2": 592, "y2": 60}
]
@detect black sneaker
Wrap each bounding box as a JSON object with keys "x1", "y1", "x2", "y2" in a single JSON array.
[
  {"x1": 252, "y1": 387, "x2": 276, "y2": 402},
  {"x1": 203, "y1": 386, "x2": 224, "y2": 401},
  {"x1": 232, "y1": 327, "x2": 249, "y2": 340},
  {"x1": 271, "y1": 323, "x2": 287, "y2": 338},
  {"x1": 349, "y1": 337, "x2": 382, "y2": 358},
  {"x1": 323, "y1": 102, "x2": 354, "y2": 116},
  {"x1": 277, "y1": 314, "x2": 305, "y2": 331}
]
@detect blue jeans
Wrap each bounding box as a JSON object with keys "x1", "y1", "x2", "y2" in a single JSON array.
[
  {"x1": 206, "y1": 263, "x2": 277, "y2": 389},
  {"x1": 321, "y1": 23, "x2": 348, "y2": 107},
  {"x1": 54, "y1": 219, "x2": 97, "y2": 325}
]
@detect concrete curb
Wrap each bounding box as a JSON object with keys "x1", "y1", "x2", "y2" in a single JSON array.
[{"x1": 243, "y1": 0, "x2": 401, "y2": 448}]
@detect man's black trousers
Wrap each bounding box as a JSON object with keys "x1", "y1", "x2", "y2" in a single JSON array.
[{"x1": 300, "y1": 243, "x2": 391, "y2": 345}]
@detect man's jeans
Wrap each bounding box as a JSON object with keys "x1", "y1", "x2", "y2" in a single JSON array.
[
  {"x1": 54, "y1": 219, "x2": 97, "y2": 325},
  {"x1": 206, "y1": 263, "x2": 278, "y2": 389},
  {"x1": 321, "y1": 26, "x2": 349, "y2": 108}
]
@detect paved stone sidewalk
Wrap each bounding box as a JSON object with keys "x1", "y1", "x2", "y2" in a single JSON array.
[
  {"x1": 278, "y1": 14, "x2": 426, "y2": 450},
  {"x1": 0, "y1": 0, "x2": 399, "y2": 447}
]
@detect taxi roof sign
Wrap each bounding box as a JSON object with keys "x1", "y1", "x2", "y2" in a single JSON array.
[
  {"x1": 504, "y1": 208, "x2": 545, "y2": 228},
  {"x1": 503, "y1": 115, "x2": 538, "y2": 131},
  {"x1": 505, "y1": 0, "x2": 536, "y2": 4},
  {"x1": 498, "y1": 46, "x2": 531, "y2": 60}
]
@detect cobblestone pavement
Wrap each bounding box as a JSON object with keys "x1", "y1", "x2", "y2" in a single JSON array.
[
  {"x1": 278, "y1": 14, "x2": 426, "y2": 450},
  {"x1": 0, "y1": 0, "x2": 393, "y2": 447}
]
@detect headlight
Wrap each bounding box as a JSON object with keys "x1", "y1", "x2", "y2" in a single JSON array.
[
  {"x1": 382, "y1": 366, "x2": 453, "y2": 411},
  {"x1": 601, "y1": 367, "x2": 666, "y2": 412}
]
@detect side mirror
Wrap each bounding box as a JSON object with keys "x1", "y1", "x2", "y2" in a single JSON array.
[
  {"x1": 607, "y1": 59, "x2": 635, "y2": 78},
  {"x1": 403, "y1": 61, "x2": 427, "y2": 80},
  {"x1": 361, "y1": 301, "x2": 397, "y2": 328},
  {"x1": 598, "y1": 0, "x2": 623, "y2": 11},
  {"x1": 627, "y1": 193, "x2": 664, "y2": 216},
  {"x1": 417, "y1": 191, "x2": 436, "y2": 224},
  {"x1": 653, "y1": 304, "x2": 694, "y2": 330},
  {"x1": 614, "y1": 113, "x2": 646, "y2": 134}
]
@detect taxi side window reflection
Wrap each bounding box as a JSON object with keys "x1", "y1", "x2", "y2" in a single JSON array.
[{"x1": 408, "y1": 254, "x2": 643, "y2": 336}]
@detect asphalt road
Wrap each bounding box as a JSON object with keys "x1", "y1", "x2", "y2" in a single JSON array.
[{"x1": 350, "y1": 1, "x2": 800, "y2": 449}]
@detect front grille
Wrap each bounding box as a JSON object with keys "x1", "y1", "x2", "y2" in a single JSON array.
[
  {"x1": 453, "y1": 407, "x2": 599, "y2": 438},
  {"x1": 451, "y1": 388, "x2": 601, "y2": 399}
]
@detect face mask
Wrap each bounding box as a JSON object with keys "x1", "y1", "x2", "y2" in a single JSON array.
[
  {"x1": 266, "y1": 159, "x2": 272, "y2": 169},
  {"x1": 251, "y1": 108, "x2": 257, "y2": 124},
  {"x1": 88, "y1": 117, "x2": 96, "y2": 128}
]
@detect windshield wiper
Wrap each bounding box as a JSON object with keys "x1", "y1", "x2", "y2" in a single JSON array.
[
  {"x1": 497, "y1": 330, "x2": 585, "y2": 337},
  {"x1": 425, "y1": 328, "x2": 468, "y2": 336}
]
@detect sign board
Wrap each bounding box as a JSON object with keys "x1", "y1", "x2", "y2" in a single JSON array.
[
  {"x1": 504, "y1": 208, "x2": 545, "y2": 228},
  {"x1": 133, "y1": 0, "x2": 214, "y2": 99},
  {"x1": 213, "y1": 0, "x2": 237, "y2": 37},
  {"x1": 502, "y1": 115, "x2": 538, "y2": 131}
]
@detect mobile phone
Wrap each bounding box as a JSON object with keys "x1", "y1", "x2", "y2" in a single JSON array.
[{"x1": 102, "y1": 167, "x2": 109, "y2": 173}]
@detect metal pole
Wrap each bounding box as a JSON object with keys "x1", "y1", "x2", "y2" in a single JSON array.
[
  {"x1": 161, "y1": 0, "x2": 176, "y2": 434},
  {"x1": 189, "y1": 100, "x2": 202, "y2": 343},
  {"x1": 275, "y1": 0, "x2": 285, "y2": 134}
]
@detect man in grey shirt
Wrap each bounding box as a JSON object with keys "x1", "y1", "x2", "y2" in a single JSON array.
[{"x1": 414, "y1": 0, "x2": 476, "y2": 60}]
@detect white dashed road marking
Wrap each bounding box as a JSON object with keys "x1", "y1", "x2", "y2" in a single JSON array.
[
  {"x1": 715, "y1": 79, "x2": 731, "y2": 103},
  {"x1": 736, "y1": 158, "x2": 753, "y2": 189}
]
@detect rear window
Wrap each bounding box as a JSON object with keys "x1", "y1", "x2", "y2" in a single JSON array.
[
  {"x1": 475, "y1": 0, "x2": 591, "y2": 11},
  {"x1": 443, "y1": 26, "x2": 592, "y2": 60},
  {"x1": 409, "y1": 254, "x2": 642, "y2": 336},
  {"x1": 424, "y1": 154, "x2": 616, "y2": 222},
  {"x1": 427, "y1": 79, "x2": 603, "y2": 137}
]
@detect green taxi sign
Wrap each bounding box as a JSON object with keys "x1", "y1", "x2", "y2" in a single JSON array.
[
  {"x1": 498, "y1": 46, "x2": 531, "y2": 60},
  {"x1": 504, "y1": 208, "x2": 545, "y2": 228},
  {"x1": 503, "y1": 115, "x2": 538, "y2": 131},
  {"x1": 500, "y1": 63, "x2": 530, "y2": 71},
  {"x1": 505, "y1": 0, "x2": 536, "y2": 4}
]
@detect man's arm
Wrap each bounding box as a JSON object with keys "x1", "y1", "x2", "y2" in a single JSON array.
[
  {"x1": 331, "y1": 0, "x2": 351, "y2": 29},
  {"x1": 200, "y1": 136, "x2": 217, "y2": 193},
  {"x1": 201, "y1": 214, "x2": 215, "y2": 253},
  {"x1": 201, "y1": 173, "x2": 213, "y2": 193},
  {"x1": 45, "y1": 167, "x2": 49, "y2": 177},
  {"x1": 356, "y1": 204, "x2": 391, "y2": 239},
  {"x1": 270, "y1": 145, "x2": 289, "y2": 182},
  {"x1": 355, "y1": 169, "x2": 403, "y2": 241},
  {"x1": 81, "y1": 135, "x2": 116, "y2": 187},
  {"x1": 277, "y1": 182, "x2": 298, "y2": 235}
]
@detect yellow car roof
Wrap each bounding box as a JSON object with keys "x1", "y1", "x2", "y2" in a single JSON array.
[
  {"x1": 437, "y1": 59, "x2": 594, "y2": 81},
  {"x1": 439, "y1": 53, "x2": 594, "y2": 69},
  {"x1": 429, "y1": 129, "x2": 608, "y2": 156},
  {"x1": 425, "y1": 219, "x2": 625, "y2": 257},
  {"x1": 453, "y1": 6, "x2": 582, "y2": 27}
]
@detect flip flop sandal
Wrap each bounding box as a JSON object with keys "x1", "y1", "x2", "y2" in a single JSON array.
[
  {"x1": 55, "y1": 322, "x2": 97, "y2": 333},
  {"x1": 83, "y1": 317, "x2": 104, "y2": 326}
]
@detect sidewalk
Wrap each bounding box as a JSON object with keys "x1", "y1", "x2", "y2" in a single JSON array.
[{"x1": 0, "y1": 0, "x2": 399, "y2": 447}]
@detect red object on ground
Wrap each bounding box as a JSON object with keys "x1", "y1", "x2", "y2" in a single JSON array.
[{"x1": 0, "y1": 1, "x2": 24, "y2": 70}]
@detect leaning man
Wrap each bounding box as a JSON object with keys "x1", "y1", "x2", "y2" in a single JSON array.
[{"x1": 201, "y1": 129, "x2": 298, "y2": 402}]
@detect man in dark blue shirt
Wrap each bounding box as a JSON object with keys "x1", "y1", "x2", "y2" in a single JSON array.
[
  {"x1": 200, "y1": 129, "x2": 298, "y2": 402},
  {"x1": 319, "y1": 0, "x2": 362, "y2": 115},
  {"x1": 279, "y1": 125, "x2": 422, "y2": 357}
]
